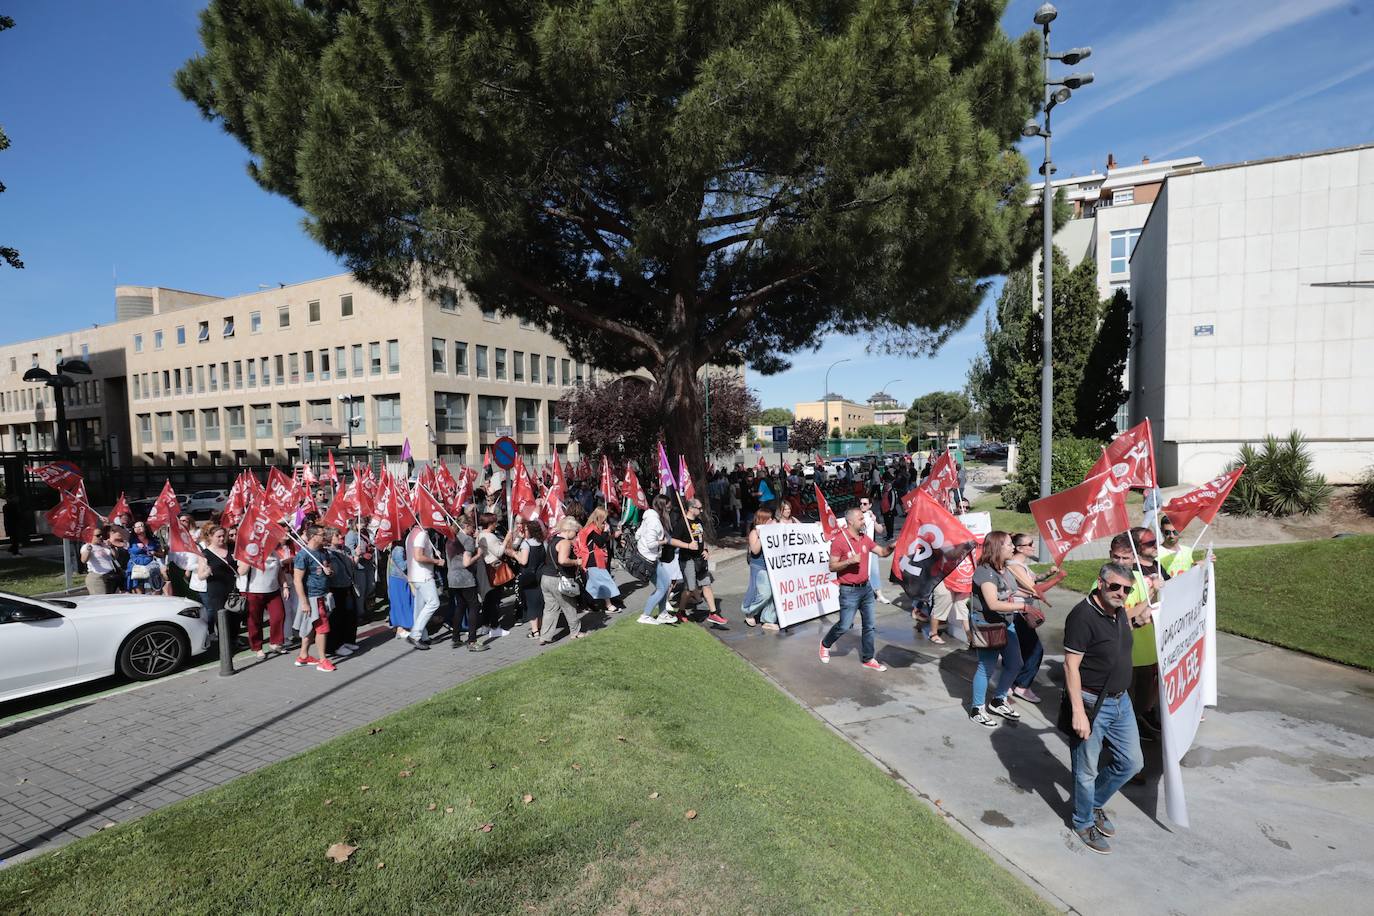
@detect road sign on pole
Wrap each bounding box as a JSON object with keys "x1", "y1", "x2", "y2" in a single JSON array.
[
  {"x1": 492, "y1": 436, "x2": 518, "y2": 470},
  {"x1": 772, "y1": 425, "x2": 788, "y2": 454}
]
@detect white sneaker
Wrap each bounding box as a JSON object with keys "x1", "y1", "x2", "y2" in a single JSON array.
[
  {"x1": 637, "y1": 614, "x2": 663, "y2": 625},
  {"x1": 395, "y1": 629, "x2": 409, "y2": 640},
  {"x1": 335, "y1": 645, "x2": 355, "y2": 657},
  {"x1": 476, "y1": 626, "x2": 490, "y2": 637},
  {"x1": 344, "y1": 643, "x2": 360, "y2": 652},
  {"x1": 875, "y1": 591, "x2": 893, "y2": 604},
  {"x1": 491, "y1": 627, "x2": 509, "y2": 638}
]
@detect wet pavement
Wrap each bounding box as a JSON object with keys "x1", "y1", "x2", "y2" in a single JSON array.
[{"x1": 706, "y1": 559, "x2": 1374, "y2": 915}]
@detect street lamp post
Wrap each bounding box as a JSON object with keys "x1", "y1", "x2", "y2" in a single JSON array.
[
  {"x1": 879, "y1": 377, "x2": 901, "y2": 456},
  {"x1": 823, "y1": 358, "x2": 852, "y2": 458},
  {"x1": 24, "y1": 358, "x2": 93, "y2": 590},
  {"x1": 1021, "y1": 4, "x2": 1093, "y2": 505},
  {"x1": 337, "y1": 394, "x2": 359, "y2": 454}
]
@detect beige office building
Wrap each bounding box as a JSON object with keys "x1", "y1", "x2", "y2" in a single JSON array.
[
  {"x1": 795, "y1": 396, "x2": 874, "y2": 436},
  {"x1": 115, "y1": 272, "x2": 598, "y2": 467}
]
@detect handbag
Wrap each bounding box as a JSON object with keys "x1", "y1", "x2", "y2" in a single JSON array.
[
  {"x1": 130, "y1": 564, "x2": 152, "y2": 581},
  {"x1": 968, "y1": 622, "x2": 1008, "y2": 649},
  {"x1": 621, "y1": 549, "x2": 657, "y2": 583},
  {"x1": 557, "y1": 574, "x2": 580, "y2": 597},
  {"x1": 1021, "y1": 606, "x2": 1046, "y2": 629},
  {"x1": 487, "y1": 561, "x2": 515, "y2": 588},
  {"x1": 223, "y1": 590, "x2": 247, "y2": 616}
]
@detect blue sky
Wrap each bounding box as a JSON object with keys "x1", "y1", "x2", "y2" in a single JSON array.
[{"x1": 2, "y1": 0, "x2": 1372, "y2": 412}]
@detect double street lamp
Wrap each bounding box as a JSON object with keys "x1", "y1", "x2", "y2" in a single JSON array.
[
  {"x1": 1020, "y1": 2, "x2": 1093, "y2": 501},
  {"x1": 823, "y1": 357, "x2": 852, "y2": 453},
  {"x1": 23, "y1": 358, "x2": 93, "y2": 456}
]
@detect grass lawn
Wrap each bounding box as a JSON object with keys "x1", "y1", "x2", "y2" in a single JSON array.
[
  {"x1": 0, "y1": 623, "x2": 1051, "y2": 915},
  {"x1": 1048, "y1": 535, "x2": 1374, "y2": 671},
  {"x1": 0, "y1": 556, "x2": 70, "y2": 596}
]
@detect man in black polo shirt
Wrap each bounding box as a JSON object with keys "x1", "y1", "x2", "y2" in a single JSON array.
[{"x1": 1063, "y1": 561, "x2": 1152, "y2": 854}]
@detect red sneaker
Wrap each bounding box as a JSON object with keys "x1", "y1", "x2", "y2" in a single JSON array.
[
  {"x1": 294, "y1": 655, "x2": 320, "y2": 667},
  {"x1": 819, "y1": 642, "x2": 830, "y2": 664},
  {"x1": 861, "y1": 659, "x2": 887, "y2": 672},
  {"x1": 316, "y1": 658, "x2": 337, "y2": 673},
  {"x1": 706, "y1": 613, "x2": 728, "y2": 627}
]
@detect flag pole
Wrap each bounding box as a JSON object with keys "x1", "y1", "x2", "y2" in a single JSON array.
[{"x1": 1189, "y1": 523, "x2": 1210, "y2": 554}]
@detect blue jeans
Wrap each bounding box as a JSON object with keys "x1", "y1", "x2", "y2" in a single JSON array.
[
  {"x1": 1014, "y1": 621, "x2": 1045, "y2": 688},
  {"x1": 643, "y1": 561, "x2": 672, "y2": 616},
  {"x1": 971, "y1": 620, "x2": 1023, "y2": 707},
  {"x1": 822, "y1": 583, "x2": 876, "y2": 662},
  {"x1": 742, "y1": 565, "x2": 776, "y2": 624},
  {"x1": 742, "y1": 561, "x2": 762, "y2": 609},
  {"x1": 1071, "y1": 691, "x2": 1144, "y2": 830}
]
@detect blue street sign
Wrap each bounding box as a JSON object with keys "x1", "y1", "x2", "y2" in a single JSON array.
[
  {"x1": 492, "y1": 436, "x2": 518, "y2": 470},
  {"x1": 771, "y1": 425, "x2": 789, "y2": 443}
]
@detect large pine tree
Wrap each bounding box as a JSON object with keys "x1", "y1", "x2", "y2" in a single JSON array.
[{"x1": 177, "y1": 0, "x2": 1045, "y2": 485}]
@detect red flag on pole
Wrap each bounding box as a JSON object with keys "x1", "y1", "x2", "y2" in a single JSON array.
[
  {"x1": 321, "y1": 479, "x2": 360, "y2": 530},
  {"x1": 889, "y1": 488, "x2": 977, "y2": 587},
  {"x1": 369, "y1": 474, "x2": 406, "y2": 550},
  {"x1": 1162, "y1": 466, "x2": 1245, "y2": 531},
  {"x1": 511, "y1": 458, "x2": 538, "y2": 520},
  {"x1": 813, "y1": 483, "x2": 842, "y2": 541},
  {"x1": 326, "y1": 451, "x2": 340, "y2": 486},
  {"x1": 621, "y1": 464, "x2": 648, "y2": 510},
  {"x1": 221, "y1": 473, "x2": 247, "y2": 530},
  {"x1": 233, "y1": 499, "x2": 286, "y2": 570},
  {"x1": 918, "y1": 450, "x2": 959, "y2": 499},
  {"x1": 756, "y1": 454, "x2": 768, "y2": 471},
  {"x1": 33, "y1": 463, "x2": 84, "y2": 492},
  {"x1": 412, "y1": 483, "x2": 455, "y2": 536},
  {"x1": 1089, "y1": 418, "x2": 1157, "y2": 492},
  {"x1": 167, "y1": 515, "x2": 199, "y2": 555},
  {"x1": 600, "y1": 456, "x2": 620, "y2": 507},
  {"x1": 145, "y1": 481, "x2": 180, "y2": 531},
  {"x1": 483, "y1": 446, "x2": 492, "y2": 469},
  {"x1": 45, "y1": 489, "x2": 102, "y2": 541},
  {"x1": 262, "y1": 467, "x2": 298, "y2": 522},
  {"x1": 109, "y1": 491, "x2": 130, "y2": 522},
  {"x1": 1030, "y1": 470, "x2": 1131, "y2": 562},
  {"x1": 677, "y1": 456, "x2": 696, "y2": 502}
]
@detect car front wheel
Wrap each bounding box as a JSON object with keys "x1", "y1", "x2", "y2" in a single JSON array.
[{"x1": 118, "y1": 624, "x2": 189, "y2": 681}]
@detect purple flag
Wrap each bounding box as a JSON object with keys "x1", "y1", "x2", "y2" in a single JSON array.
[
  {"x1": 657, "y1": 442, "x2": 677, "y2": 493},
  {"x1": 401, "y1": 437, "x2": 412, "y2": 462}
]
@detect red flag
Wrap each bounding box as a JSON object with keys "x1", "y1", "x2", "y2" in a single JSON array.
[
  {"x1": 539, "y1": 493, "x2": 566, "y2": 529},
  {"x1": 889, "y1": 488, "x2": 977, "y2": 588},
  {"x1": 221, "y1": 474, "x2": 247, "y2": 530},
  {"x1": 33, "y1": 463, "x2": 84, "y2": 492},
  {"x1": 1089, "y1": 418, "x2": 1157, "y2": 492},
  {"x1": 326, "y1": 451, "x2": 340, "y2": 486},
  {"x1": 814, "y1": 483, "x2": 842, "y2": 541},
  {"x1": 549, "y1": 453, "x2": 568, "y2": 504},
  {"x1": 321, "y1": 479, "x2": 360, "y2": 530},
  {"x1": 621, "y1": 465, "x2": 648, "y2": 510},
  {"x1": 145, "y1": 481, "x2": 181, "y2": 531},
  {"x1": 1162, "y1": 466, "x2": 1245, "y2": 531},
  {"x1": 434, "y1": 461, "x2": 459, "y2": 507},
  {"x1": 600, "y1": 456, "x2": 620, "y2": 507},
  {"x1": 261, "y1": 467, "x2": 298, "y2": 522},
  {"x1": 412, "y1": 483, "x2": 455, "y2": 536},
  {"x1": 511, "y1": 458, "x2": 538, "y2": 520},
  {"x1": 167, "y1": 516, "x2": 199, "y2": 555},
  {"x1": 1030, "y1": 470, "x2": 1131, "y2": 562},
  {"x1": 919, "y1": 450, "x2": 959, "y2": 498},
  {"x1": 756, "y1": 454, "x2": 768, "y2": 471},
  {"x1": 392, "y1": 472, "x2": 419, "y2": 531},
  {"x1": 677, "y1": 456, "x2": 696, "y2": 502},
  {"x1": 109, "y1": 492, "x2": 130, "y2": 521},
  {"x1": 299, "y1": 463, "x2": 317, "y2": 485},
  {"x1": 369, "y1": 474, "x2": 409, "y2": 550},
  {"x1": 233, "y1": 499, "x2": 286, "y2": 570},
  {"x1": 451, "y1": 467, "x2": 474, "y2": 516},
  {"x1": 483, "y1": 446, "x2": 492, "y2": 469},
  {"x1": 45, "y1": 488, "x2": 102, "y2": 541}
]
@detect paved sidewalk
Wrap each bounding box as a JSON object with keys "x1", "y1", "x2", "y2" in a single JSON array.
[
  {"x1": 705, "y1": 559, "x2": 1374, "y2": 915},
  {"x1": 0, "y1": 596, "x2": 636, "y2": 867}
]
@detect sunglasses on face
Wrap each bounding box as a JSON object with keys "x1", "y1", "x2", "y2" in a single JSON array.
[
  {"x1": 1139, "y1": 537, "x2": 1157, "y2": 546},
  {"x1": 1162, "y1": 529, "x2": 1178, "y2": 537},
  {"x1": 1101, "y1": 581, "x2": 1131, "y2": 593}
]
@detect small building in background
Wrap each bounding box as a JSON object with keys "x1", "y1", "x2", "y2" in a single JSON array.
[{"x1": 794, "y1": 395, "x2": 874, "y2": 437}]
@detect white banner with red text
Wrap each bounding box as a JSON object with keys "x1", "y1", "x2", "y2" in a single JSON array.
[{"x1": 759, "y1": 522, "x2": 839, "y2": 628}]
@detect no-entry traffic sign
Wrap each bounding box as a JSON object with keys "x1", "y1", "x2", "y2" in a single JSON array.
[{"x1": 492, "y1": 436, "x2": 518, "y2": 469}]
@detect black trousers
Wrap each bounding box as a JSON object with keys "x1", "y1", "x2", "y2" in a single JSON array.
[
  {"x1": 450, "y1": 586, "x2": 481, "y2": 643},
  {"x1": 326, "y1": 586, "x2": 357, "y2": 652}
]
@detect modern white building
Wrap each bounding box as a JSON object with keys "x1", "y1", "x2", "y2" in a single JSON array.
[{"x1": 1129, "y1": 143, "x2": 1374, "y2": 485}]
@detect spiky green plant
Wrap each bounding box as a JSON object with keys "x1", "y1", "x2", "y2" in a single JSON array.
[{"x1": 1223, "y1": 431, "x2": 1331, "y2": 518}]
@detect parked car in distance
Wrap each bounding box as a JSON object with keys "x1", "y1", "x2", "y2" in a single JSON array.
[
  {"x1": 186, "y1": 489, "x2": 229, "y2": 517},
  {"x1": 0, "y1": 590, "x2": 210, "y2": 703},
  {"x1": 125, "y1": 494, "x2": 191, "y2": 523}
]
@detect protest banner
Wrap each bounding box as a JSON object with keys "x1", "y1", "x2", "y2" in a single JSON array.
[
  {"x1": 758, "y1": 522, "x2": 838, "y2": 628},
  {"x1": 1153, "y1": 554, "x2": 1217, "y2": 828}
]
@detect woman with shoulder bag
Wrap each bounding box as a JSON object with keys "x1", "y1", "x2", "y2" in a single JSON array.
[
  {"x1": 476, "y1": 512, "x2": 512, "y2": 638},
  {"x1": 507, "y1": 518, "x2": 547, "y2": 639},
  {"x1": 1006, "y1": 533, "x2": 1066, "y2": 704},
  {"x1": 538, "y1": 517, "x2": 588, "y2": 645},
  {"x1": 386, "y1": 536, "x2": 414, "y2": 639},
  {"x1": 634, "y1": 496, "x2": 677, "y2": 625},
  {"x1": 80, "y1": 526, "x2": 121, "y2": 594},
  {"x1": 196, "y1": 526, "x2": 243, "y2": 646},
  {"x1": 967, "y1": 531, "x2": 1027, "y2": 728}
]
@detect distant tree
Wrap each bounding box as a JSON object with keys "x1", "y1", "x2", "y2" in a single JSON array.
[
  {"x1": 755, "y1": 407, "x2": 795, "y2": 427},
  {"x1": 0, "y1": 15, "x2": 23, "y2": 271},
  {"x1": 1072, "y1": 288, "x2": 1130, "y2": 440},
  {"x1": 701, "y1": 372, "x2": 760, "y2": 457},
  {"x1": 855, "y1": 423, "x2": 905, "y2": 440},
  {"x1": 830, "y1": 428, "x2": 842, "y2": 440},
  {"x1": 789, "y1": 417, "x2": 827, "y2": 455},
  {"x1": 177, "y1": 0, "x2": 1047, "y2": 520},
  {"x1": 904, "y1": 391, "x2": 971, "y2": 440}
]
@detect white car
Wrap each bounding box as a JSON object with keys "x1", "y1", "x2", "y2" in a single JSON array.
[
  {"x1": 0, "y1": 591, "x2": 210, "y2": 703},
  {"x1": 186, "y1": 489, "x2": 229, "y2": 516}
]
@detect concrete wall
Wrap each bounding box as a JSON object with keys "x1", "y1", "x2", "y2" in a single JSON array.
[
  {"x1": 1128, "y1": 185, "x2": 1171, "y2": 478},
  {"x1": 1132, "y1": 144, "x2": 1374, "y2": 485}
]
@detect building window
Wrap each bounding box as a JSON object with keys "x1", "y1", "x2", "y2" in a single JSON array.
[
  {"x1": 495, "y1": 348, "x2": 507, "y2": 381},
  {"x1": 138, "y1": 414, "x2": 152, "y2": 443},
  {"x1": 340, "y1": 294, "x2": 353, "y2": 318},
  {"x1": 285, "y1": 353, "x2": 299, "y2": 384},
  {"x1": 302, "y1": 350, "x2": 313, "y2": 382},
  {"x1": 246, "y1": 360, "x2": 256, "y2": 387},
  {"x1": 546, "y1": 355, "x2": 556, "y2": 385},
  {"x1": 454, "y1": 342, "x2": 468, "y2": 375},
  {"x1": 233, "y1": 360, "x2": 244, "y2": 389},
  {"x1": 278, "y1": 401, "x2": 300, "y2": 436},
  {"x1": 318, "y1": 348, "x2": 330, "y2": 381},
  {"x1": 157, "y1": 412, "x2": 173, "y2": 442},
  {"x1": 352, "y1": 344, "x2": 364, "y2": 377},
  {"x1": 278, "y1": 305, "x2": 290, "y2": 329},
  {"x1": 575, "y1": 362, "x2": 585, "y2": 384},
  {"x1": 208, "y1": 364, "x2": 219, "y2": 392},
  {"x1": 369, "y1": 342, "x2": 382, "y2": 375},
  {"x1": 308, "y1": 399, "x2": 332, "y2": 424},
  {"x1": 1112, "y1": 188, "x2": 1134, "y2": 206},
  {"x1": 434, "y1": 392, "x2": 467, "y2": 431},
  {"x1": 519, "y1": 317, "x2": 532, "y2": 329},
  {"x1": 560, "y1": 358, "x2": 571, "y2": 385},
  {"x1": 476, "y1": 345, "x2": 489, "y2": 378},
  {"x1": 174, "y1": 369, "x2": 183, "y2": 396},
  {"x1": 437, "y1": 286, "x2": 459, "y2": 312},
  {"x1": 196, "y1": 320, "x2": 209, "y2": 342},
  {"x1": 274, "y1": 355, "x2": 285, "y2": 386},
  {"x1": 308, "y1": 300, "x2": 321, "y2": 323},
  {"x1": 514, "y1": 350, "x2": 525, "y2": 382},
  {"x1": 154, "y1": 330, "x2": 164, "y2": 350},
  {"x1": 133, "y1": 375, "x2": 142, "y2": 399},
  {"x1": 259, "y1": 356, "x2": 270, "y2": 387},
  {"x1": 386, "y1": 339, "x2": 400, "y2": 373},
  {"x1": 196, "y1": 366, "x2": 205, "y2": 393},
  {"x1": 133, "y1": 334, "x2": 143, "y2": 353},
  {"x1": 477, "y1": 395, "x2": 505, "y2": 433},
  {"x1": 516, "y1": 398, "x2": 539, "y2": 434},
  {"x1": 481, "y1": 305, "x2": 499, "y2": 322},
  {"x1": 179, "y1": 410, "x2": 196, "y2": 439},
  {"x1": 202, "y1": 408, "x2": 220, "y2": 440},
  {"x1": 548, "y1": 401, "x2": 566, "y2": 434},
  {"x1": 223, "y1": 316, "x2": 235, "y2": 338},
  {"x1": 253, "y1": 405, "x2": 273, "y2": 438},
  {"x1": 376, "y1": 394, "x2": 401, "y2": 433},
  {"x1": 529, "y1": 353, "x2": 540, "y2": 384},
  {"x1": 250, "y1": 311, "x2": 262, "y2": 333},
  {"x1": 334, "y1": 346, "x2": 346, "y2": 379},
  {"x1": 175, "y1": 326, "x2": 186, "y2": 346},
  {"x1": 432, "y1": 338, "x2": 446, "y2": 373},
  {"x1": 342, "y1": 397, "x2": 366, "y2": 434},
  {"x1": 8, "y1": 357, "x2": 15, "y2": 372},
  {"x1": 1109, "y1": 228, "x2": 1142, "y2": 275},
  {"x1": 226, "y1": 406, "x2": 246, "y2": 439}
]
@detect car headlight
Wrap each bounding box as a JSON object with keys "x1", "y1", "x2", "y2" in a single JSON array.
[{"x1": 178, "y1": 605, "x2": 202, "y2": 619}]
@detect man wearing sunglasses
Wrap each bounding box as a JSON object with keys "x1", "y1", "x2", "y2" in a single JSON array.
[
  {"x1": 1062, "y1": 561, "x2": 1151, "y2": 854},
  {"x1": 1156, "y1": 514, "x2": 1193, "y2": 576}
]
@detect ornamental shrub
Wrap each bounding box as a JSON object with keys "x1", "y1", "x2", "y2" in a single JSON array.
[
  {"x1": 1009, "y1": 436, "x2": 1104, "y2": 511},
  {"x1": 1222, "y1": 431, "x2": 1331, "y2": 518}
]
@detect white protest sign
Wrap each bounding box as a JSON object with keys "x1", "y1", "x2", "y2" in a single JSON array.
[
  {"x1": 961, "y1": 511, "x2": 992, "y2": 538},
  {"x1": 759, "y1": 522, "x2": 839, "y2": 628},
  {"x1": 1153, "y1": 555, "x2": 1216, "y2": 828}
]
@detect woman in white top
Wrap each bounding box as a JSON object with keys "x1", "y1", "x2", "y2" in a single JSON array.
[
  {"x1": 858, "y1": 495, "x2": 890, "y2": 604},
  {"x1": 475, "y1": 512, "x2": 512, "y2": 638},
  {"x1": 238, "y1": 548, "x2": 288, "y2": 657},
  {"x1": 80, "y1": 526, "x2": 120, "y2": 594}
]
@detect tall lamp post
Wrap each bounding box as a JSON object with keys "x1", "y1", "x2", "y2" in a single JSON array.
[
  {"x1": 1020, "y1": 3, "x2": 1093, "y2": 502},
  {"x1": 24, "y1": 358, "x2": 93, "y2": 589},
  {"x1": 823, "y1": 357, "x2": 852, "y2": 457},
  {"x1": 337, "y1": 394, "x2": 361, "y2": 455}
]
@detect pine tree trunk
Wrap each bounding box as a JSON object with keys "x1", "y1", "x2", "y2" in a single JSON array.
[{"x1": 658, "y1": 353, "x2": 718, "y2": 544}]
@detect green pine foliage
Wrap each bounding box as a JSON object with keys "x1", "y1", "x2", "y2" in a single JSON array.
[
  {"x1": 1006, "y1": 434, "x2": 1103, "y2": 511},
  {"x1": 1223, "y1": 432, "x2": 1332, "y2": 518}
]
